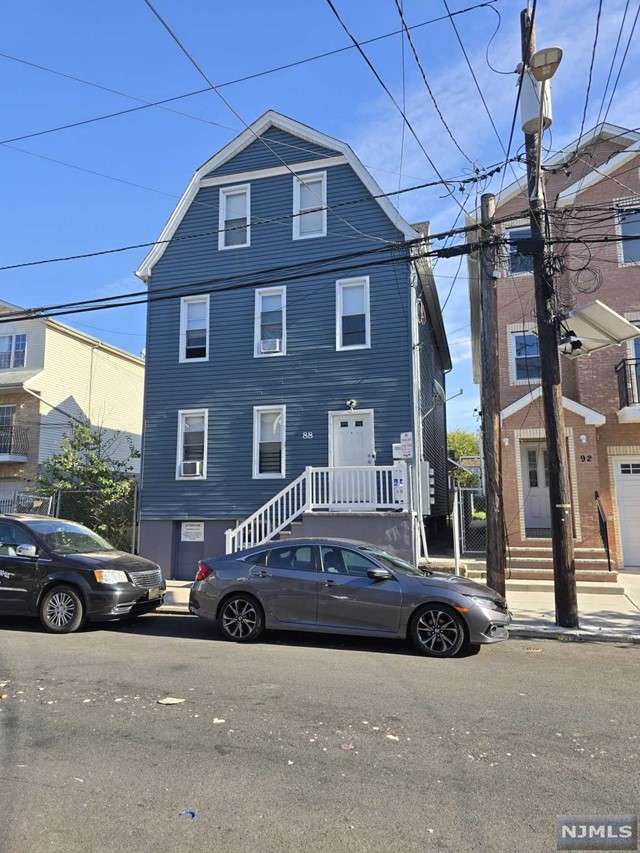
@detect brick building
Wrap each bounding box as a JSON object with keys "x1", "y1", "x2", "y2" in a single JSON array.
[{"x1": 467, "y1": 123, "x2": 640, "y2": 572}]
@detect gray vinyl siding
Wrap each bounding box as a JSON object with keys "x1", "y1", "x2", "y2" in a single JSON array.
[
  {"x1": 140, "y1": 128, "x2": 428, "y2": 521},
  {"x1": 203, "y1": 127, "x2": 340, "y2": 177},
  {"x1": 419, "y1": 314, "x2": 448, "y2": 518}
]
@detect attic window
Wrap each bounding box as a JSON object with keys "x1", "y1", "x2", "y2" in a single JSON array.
[
  {"x1": 293, "y1": 173, "x2": 327, "y2": 240},
  {"x1": 219, "y1": 185, "x2": 250, "y2": 249}
]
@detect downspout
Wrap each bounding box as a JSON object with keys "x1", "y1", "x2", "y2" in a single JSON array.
[{"x1": 409, "y1": 255, "x2": 423, "y2": 563}]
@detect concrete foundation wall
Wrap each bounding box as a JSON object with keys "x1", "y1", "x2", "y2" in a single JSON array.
[{"x1": 299, "y1": 512, "x2": 414, "y2": 562}]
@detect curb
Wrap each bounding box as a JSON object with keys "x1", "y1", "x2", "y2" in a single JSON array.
[
  {"x1": 509, "y1": 627, "x2": 640, "y2": 645},
  {"x1": 158, "y1": 606, "x2": 193, "y2": 616}
]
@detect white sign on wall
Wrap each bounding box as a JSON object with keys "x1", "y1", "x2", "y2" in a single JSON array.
[
  {"x1": 400, "y1": 431, "x2": 414, "y2": 460},
  {"x1": 181, "y1": 521, "x2": 204, "y2": 542}
]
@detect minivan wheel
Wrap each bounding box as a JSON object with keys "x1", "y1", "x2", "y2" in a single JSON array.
[
  {"x1": 219, "y1": 595, "x2": 264, "y2": 643},
  {"x1": 410, "y1": 604, "x2": 466, "y2": 658},
  {"x1": 40, "y1": 585, "x2": 85, "y2": 634}
]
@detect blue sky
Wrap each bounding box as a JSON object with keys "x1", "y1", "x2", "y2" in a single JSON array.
[{"x1": 2, "y1": 0, "x2": 638, "y2": 430}]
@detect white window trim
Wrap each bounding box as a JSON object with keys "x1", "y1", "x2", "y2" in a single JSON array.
[
  {"x1": 616, "y1": 197, "x2": 640, "y2": 267},
  {"x1": 253, "y1": 405, "x2": 286, "y2": 479},
  {"x1": 254, "y1": 287, "x2": 287, "y2": 358},
  {"x1": 218, "y1": 184, "x2": 250, "y2": 250},
  {"x1": 292, "y1": 171, "x2": 327, "y2": 240},
  {"x1": 179, "y1": 294, "x2": 209, "y2": 363},
  {"x1": 624, "y1": 312, "x2": 640, "y2": 359},
  {"x1": 176, "y1": 408, "x2": 208, "y2": 481},
  {"x1": 508, "y1": 323, "x2": 541, "y2": 386},
  {"x1": 336, "y1": 277, "x2": 371, "y2": 351},
  {"x1": 0, "y1": 333, "x2": 27, "y2": 370},
  {"x1": 504, "y1": 227, "x2": 534, "y2": 278}
]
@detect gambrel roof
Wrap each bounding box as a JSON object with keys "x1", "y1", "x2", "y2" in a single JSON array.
[{"x1": 135, "y1": 110, "x2": 418, "y2": 282}]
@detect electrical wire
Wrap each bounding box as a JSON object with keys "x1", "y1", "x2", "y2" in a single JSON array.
[
  {"x1": 440, "y1": 0, "x2": 507, "y2": 158},
  {"x1": 576, "y1": 0, "x2": 604, "y2": 149},
  {"x1": 141, "y1": 0, "x2": 396, "y2": 247},
  {"x1": 484, "y1": 6, "x2": 516, "y2": 76},
  {"x1": 0, "y1": 2, "x2": 499, "y2": 146},
  {"x1": 324, "y1": 0, "x2": 471, "y2": 218},
  {"x1": 392, "y1": 0, "x2": 476, "y2": 167},
  {"x1": 0, "y1": 171, "x2": 527, "y2": 273}
]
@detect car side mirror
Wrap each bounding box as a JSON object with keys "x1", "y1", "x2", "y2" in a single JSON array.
[
  {"x1": 367, "y1": 567, "x2": 392, "y2": 581},
  {"x1": 16, "y1": 544, "x2": 37, "y2": 559}
]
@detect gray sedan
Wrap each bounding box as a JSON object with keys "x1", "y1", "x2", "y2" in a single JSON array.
[{"x1": 189, "y1": 539, "x2": 511, "y2": 658}]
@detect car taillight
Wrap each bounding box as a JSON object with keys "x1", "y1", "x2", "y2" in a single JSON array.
[{"x1": 195, "y1": 561, "x2": 213, "y2": 582}]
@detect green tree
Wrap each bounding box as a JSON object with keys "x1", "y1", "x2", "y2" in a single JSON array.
[
  {"x1": 448, "y1": 429, "x2": 481, "y2": 488},
  {"x1": 31, "y1": 419, "x2": 140, "y2": 549}
]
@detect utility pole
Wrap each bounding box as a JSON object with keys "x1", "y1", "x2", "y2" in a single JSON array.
[
  {"x1": 479, "y1": 192, "x2": 506, "y2": 597},
  {"x1": 520, "y1": 7, "x2": 579, "y2": 627}
]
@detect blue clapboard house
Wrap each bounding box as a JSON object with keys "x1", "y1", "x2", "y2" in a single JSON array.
[{"x1": 135, "y1": 112, "x2": 451, "y2": 579}]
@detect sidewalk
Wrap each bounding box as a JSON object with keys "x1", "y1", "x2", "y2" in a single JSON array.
[{"x1": 159, "y1": 573, "x2": 640, "y2": 644}]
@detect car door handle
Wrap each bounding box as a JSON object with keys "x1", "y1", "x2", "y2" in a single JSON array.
[
  {"x1": 324, "y1": 579, "x2": 335, "y2": 587},
  {"x1": 251, "y1": 570, "x2": 270, "y2": 578}
]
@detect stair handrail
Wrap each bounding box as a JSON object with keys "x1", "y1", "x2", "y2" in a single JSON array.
[
  {"x1": 225, "y1": 469, "x2": 309, "y2": 554},
  {"x1": 594, "y1": 490, "x2": 612, "y2": 572}
]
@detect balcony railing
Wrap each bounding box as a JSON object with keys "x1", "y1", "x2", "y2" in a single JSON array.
[
  {"x1": 616, "y1": 359, "x2": 640, "y2": 408},
  {"x1": 0, "y1": 426, "x2": 29, "y2": 457}
]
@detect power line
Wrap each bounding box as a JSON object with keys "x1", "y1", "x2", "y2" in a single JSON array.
[
  {"x1": 0, "y1": 3, "x2": 498, "y2": 146},
  {"x1": 0, "y1": 162, "x2": 524, "y2": 273},
  {"x1": 441, "y1": 0, "x2": 507, "y2": 157},
  {"x1": 142, "y1": 0, "x2": 393, "y2": 247},
  {"x1": 2, "y1": 225, "x2": 631, "y2": 327},
  {"x1": 576, "y1": 0, "x2": 603, "y2": 148},
  {"x1": 324, "y1": 0, "x2": 470, "y2": 218},
  {"x1": 391, "y1": 0, "x2": 476, "y2": 167}
]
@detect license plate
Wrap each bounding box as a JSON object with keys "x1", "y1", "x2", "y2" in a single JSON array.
[{"x1": 147, "y1": 587, "x2": 162, "y2": 600}]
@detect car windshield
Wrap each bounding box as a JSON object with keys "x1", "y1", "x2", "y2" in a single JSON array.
[
  {"x1": 361, "y1": 548, "x2": 428, "y2": 576},
  {"x1": 26, "y1": 519, "x2": 116, "y2": 554}
]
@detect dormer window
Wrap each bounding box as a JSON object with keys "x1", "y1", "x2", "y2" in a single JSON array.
[
  {"x1": 219, "y1": 185, "x2": 250, "y2": 249},
  {"x1": 293, "y1": 172, "x2": 327, "y2": 240},
  {"x1": 0, "y1": 334, "x2": 26, "y2": 369}
]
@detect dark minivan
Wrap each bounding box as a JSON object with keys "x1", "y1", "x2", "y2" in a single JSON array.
[{"x1": 0, "y1": 514, "x2": 165, "y2": 633}]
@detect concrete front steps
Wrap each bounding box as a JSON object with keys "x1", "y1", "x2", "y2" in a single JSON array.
[{"x1": 463, "y1": 546, "x2": 617, "y2": 586}]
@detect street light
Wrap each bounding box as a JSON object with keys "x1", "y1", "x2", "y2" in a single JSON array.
[
  {"x1": 530, "y1": 47, "x2": 563, "y2": 82},
  {"x1": 529, "y1": 46, "x2": 563, "y2": 200}
]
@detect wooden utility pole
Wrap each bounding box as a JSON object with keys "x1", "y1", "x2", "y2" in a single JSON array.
[
  {"x1": 520, "y1": 7, "x2": 579, "y2": 627},
  {"x1": 479, "y1": 192, "x2": 506, "y2": 597}
]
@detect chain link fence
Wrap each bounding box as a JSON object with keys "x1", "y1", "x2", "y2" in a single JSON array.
[
  {"x1": 0, "y1": 493, "x2": 53, "y2": 515},
  {"x1": 54, "y1": 483, "x2": 138, "y2": 553},
  {"x1": 458, "y1": 487, "x2": 487, "y2": 555}
]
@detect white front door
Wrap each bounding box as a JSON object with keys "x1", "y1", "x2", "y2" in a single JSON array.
[
  {"x1": 330, "y1": 412, "x2": 375, "y2": 508},
  {"x1": 521, "y1": 442, "x2": 551, "y2": 532},
  {"x1": 614, "y1": 458, "x2": 640, "y2": 567}
]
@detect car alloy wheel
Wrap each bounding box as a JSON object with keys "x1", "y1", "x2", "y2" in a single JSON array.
[
  {"x1": 411, "y1": 604, "x2": 465, "y2": 658},
  {"x1": 220, "y1": 595, "x2": 264, "y2": 643},
  {"x1": 40, "y1": 585, "x2": 85, "y2": 634}
]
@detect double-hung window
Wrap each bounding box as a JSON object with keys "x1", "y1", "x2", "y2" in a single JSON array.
[
  {"x1": 336, "y1": 277, "x2": 370, "y2": 350},
  {"x1": 0, "y1": 334, "x2": 27, "y2": 369},
  {"x1": 512, "y1": 331, "x2": 541, "y2": 382},
  {"x1": 180, "y1": 295, "x2": 209, "y2": 362},
  {"x1": 219, "y1": 185, "x2": 250, "y2": 249},
  {"x1": 619, "y1": 206, "x2": 640, "y2": 264},
  {"x1": 255, "y1": 287, "x2": 286, "y2": 357},
  {"x1": 293, "y1": 172, "x2": 327, "y2": 239},
  {"x1": 253, "y1": 406, "x2": 285, "y2": 478},
  {"x1": 177, "y1": 410, "x2": 207, "y2": 479},
  {"x1": 506, "y1": 227, "x2": 534, "y2": 275}
]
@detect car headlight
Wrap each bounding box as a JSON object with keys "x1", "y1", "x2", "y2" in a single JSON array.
[
  {"x1": 94, "y1": 569, "x2": 128, "y2": 584},
  {"x1": 466, "y1": 595, "x2": 502, "y2": 612}
]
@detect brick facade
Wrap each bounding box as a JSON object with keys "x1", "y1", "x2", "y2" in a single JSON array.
[{"x1": 472, "y1": 126, "x2": 640, "y2": 568}]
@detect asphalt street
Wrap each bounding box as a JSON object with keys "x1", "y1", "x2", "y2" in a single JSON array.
[{"x1": 0, "y1": 614, "x2": 638, "y2": 853}]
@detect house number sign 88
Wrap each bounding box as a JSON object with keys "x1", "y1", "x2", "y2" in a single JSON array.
[{"x1": 302, "y1": 432, "x2": 313, "y2": 439}]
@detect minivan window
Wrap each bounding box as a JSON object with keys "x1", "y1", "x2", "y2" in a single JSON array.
[{"x1": 26, "y1": 519, "x2": 116, "y2": 554}]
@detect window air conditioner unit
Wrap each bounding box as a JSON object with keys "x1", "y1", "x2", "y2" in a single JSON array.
[
  {"x1": 181, "y1": 460, "x2": 203, "y2": 477},
  {"x1": 260, "y1": 338, "x2": 282, "y2": 354}
]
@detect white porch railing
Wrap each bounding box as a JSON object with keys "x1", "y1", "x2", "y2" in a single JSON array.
[{"x1": 225, "y1": 463, "x2": 406, "y2": 553}]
